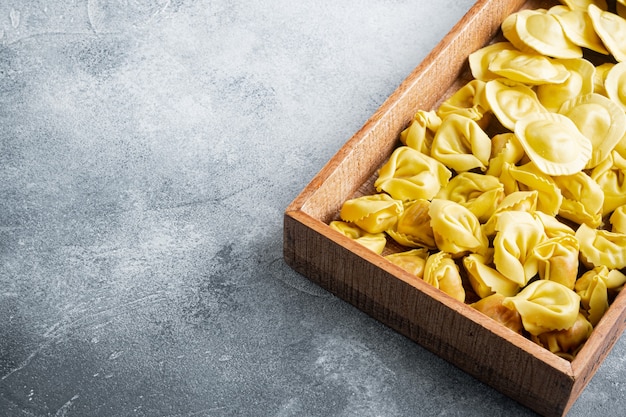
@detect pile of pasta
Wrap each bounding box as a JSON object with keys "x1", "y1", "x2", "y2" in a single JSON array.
[{"x1": 329, "y1": 0, "x2": 626, "y2": 360}]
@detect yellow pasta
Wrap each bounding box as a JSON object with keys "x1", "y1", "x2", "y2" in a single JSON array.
[
  {"x1": 329, "y1": 221, "x2": 387, "y2": 254},
  {"x1": 329, "y1": 0, "x2": 626, "y2": 360},
  {"x1": 375, "y1": 146, "x2": 452, "y2": 201},
  {"x1": 339, "y1": 193, "x2": 402, "y2": 234},
  {"x1": 502, "y1": 280, "x2": 581, "y2": 335},
  {"x1": 424, "y1": 251, "x2": 466, "y2": 302}
]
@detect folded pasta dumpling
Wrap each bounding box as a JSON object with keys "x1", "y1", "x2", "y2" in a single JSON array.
[
  {"x1": 533, "y1": 210, "x2": 576, "y2": 238},
  {"x1": 610, "y1": 205, "x2": 626, "y2": 233},
  {"x1": 507, "y1": 162, "x2": 563, "y2": 216},
  {"x1": 576, "y1": 223, "x2": 626, "y2": 269},
  {"x1": 588, "y1": 4, "x2": 626, "y2": 62},
  {"x1": 463, "y1": 253, "x2": 520, "y2": 298},
  {"x1": 329, "y1": 221, "x2": 387, "y2": 254},
  {"x1": 482, "y1": 190, "x2": 539, "y2": 237},
  {"x1": 385, "y1": 248, "x2": 430, "y2": 279},
  {"x1": 423, "y1": 251, "x2": 465, "y2": 302},
  {"x1": 559, "y1": 93, "x2": 626, "y2": 169},
  {"x1": 605, "y1": 61, "x2": 626, "y2": 112},
  {"x1": 493, "y1": 210, "x2": 547, "y2": 286},
  {"x1": 559, "y1": 0, "x2": 607, "y2": 11},
  {"x1": 340, "y1": 193, "x2": 402, "y2": 234},
  {"x1": 575, "y1": 266, "x2": 626, "y2": 325},
  {"x1": 531, "y1": 313, "x2": 593, "y2": 360},
  {"x1": 429, "y1": 198, "x2": 489, "y2": 257},
  {"x1": 400, "y1": 110, "x2": 441, "y2": 154},
  {"x1": 488, "y1": 49, "x2": 570, "y2": 85},
  {"x1": 469, "y1": 41, "x2": 519, "y2": 81},
  {"x1": 575, "y1": 266, "x2": 611, "y2": 326},
  {"x1": 548, "y1": 5, "x2": 608, "y2": 55},
  {"x1": 529, "y1": 235, "x2": 580, "y2": 290},
  {"x1": 514, "y1": 112, "x2": 592, "y2": 176},
  {"x1": 437, "y1": 80, "x2": 491, "y2": 128},
  {"x1": 486, "y1": 133, "x2": 526, "y2": 178},
  {"x1": 590, "y1": 150, "x2": 626, "y2": 215},
  {"x1": 374, "y1": 146, "x2": 452, "y2": 201},
  {"x1": 430, "y1": 114, "x2": 492, "y2": 172},
  {"x1": 485, "y1": 79, "x2": 548, "y2": 131},
  {"x1": 435, "y1": 172, "x2": 505, "y2": 223},
  {"x1": 593, "y1": 62, "x2": 614, "y2": 97},
  {"x1": 537, "y1": 58, "x2": 595, "y2": 112},
  {"x1": 502, "y1": 9, "x2": 582, "y2": 59},
  {"x1": 387, "y1": 199, "x2": 437, "y2": 249},
  {"x1": 471, "y1": 293, "x2": 523, "y2": 334},
  {"x1": 552, "y1": 171, "x2": 604, "y2": 228},
  {"x1": 502, "y1": 280, "x2": 581, "y2": 335}
]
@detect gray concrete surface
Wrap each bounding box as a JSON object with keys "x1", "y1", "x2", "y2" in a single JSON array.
[{"x1": 1, "y1": 1, "x2": 625, "y2": 416}]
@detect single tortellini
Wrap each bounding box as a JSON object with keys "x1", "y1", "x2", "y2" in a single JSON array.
[
  {"x1": 536, "y1": 58, "x2": 595, "y2": 113},
  {"x1": 400, "y1": 110, "x2": 442, "y2": 154},
  {"x1": 423, "y1": 251, "x2": 466, "y2": 302},
  {"x1": 482, "y1": 190, "x2": 539, "y2": 237},
  {"x1": 471, "y1": 293, "x2": 523, "y2": 334},
  {"x1": 488, "y1": 49, "x2": 570, "y2": 85},
  {"x1": 609, "y1": 204, "x2": 626, "y2": 233},
  {"x1": 575, "y1": 267, "x2": 608, "y2": 326},
  {"x1": 469, "y1": 41, "x2": 519, "y2": 81},
  {"x1": 502, "y1": 279, "x2": 581, "y2": 336},
  {"x1": 533, "y1": 210, "x2": 576, "y2": 238},
  {"x1": 463, "y1": 253, "x2": 520, "y2": 298},
  {"x1": 429, "y1": 198, "x2": 490, "y2": 257},
  {"x1": 604, "y1": 61, "x2": 626, "y2": 112},
  {"x1": 430, "y1": 114, "x2": 492, "y2": 172},
  {"x1": 385, "y1": 248, "x2": 430, "y2": 280},
  {"x1": 437, "y1": 79, "x2": 491, "y2": 128},
  {"x1": 329, "y1": 221, "x2": 387, "y2": 254},
  {"x1": 493, "y1": 210, "x2": 547, "y2": 286},
  {"x1": 386, "y1": 199, "x2": 437, "y2": 249},
  {"x1": 435, "y1": 172, "x2": 505, "y2": 223},
  {"x1": 548, "y1": 5, "x2": 608, "y2": 55},
  {"x1": 576, "y1": 223, "x2": 626, "y2": 269},
  {"x1": 486, "y1": 133, "x2": 526, "y2": 178},
  {"x1": 531, "y1": 313, "x2": 593, "y2": 361},
  {"x1": 552, "y1": 170, "x2": 604, "y2": 228},
  {"x1": 501, "y1": 9, "x2": 583, "y2": 59},
  {"x1": 485, "y1": 79, "x2": 549, "y2": 131},
  {"x1": 339, "y1": 193, "x2": 402, "y2": 234},
  {"x1": 588, "y1": 4, "x2": 626, "y2": 62},
  {"x1": 575, "y1": 266, "x2": 626, "y2": 326},
  {"x1": 514, "y1": 112, "x2": 592, "y2": 176},
  {"x1": 590, "y1": 150, "x2": 626, "y2": 215},
  {"x1": 529, "y1": 235, "x2": 580, "y2": 290},
  {"x1": 559, "y1": 93, "x2": 626, "y2": 169},
  {"x1": 506, "y1": 162, "x2": 563, "y2": 216},
  {"x1": 374, "y1": 146, "x2": 452, "y2": 201}
]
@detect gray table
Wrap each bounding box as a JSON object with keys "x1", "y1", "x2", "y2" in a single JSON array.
[{"x1": 1, "y1": 1, "x2": 624, "y2": 416}]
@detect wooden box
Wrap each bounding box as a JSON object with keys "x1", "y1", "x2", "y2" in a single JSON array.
[{"x1": 283, "y1": 0, "x2": 626, "y2": 416}]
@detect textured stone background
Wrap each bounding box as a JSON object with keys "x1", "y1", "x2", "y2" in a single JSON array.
[{"x1": 1, "y1": 1, "x2": 625, "y2": 416}]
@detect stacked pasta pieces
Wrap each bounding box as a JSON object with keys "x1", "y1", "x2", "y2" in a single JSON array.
[{"x1": 330, "y1": 0, "x2": 626, "y2": 360}]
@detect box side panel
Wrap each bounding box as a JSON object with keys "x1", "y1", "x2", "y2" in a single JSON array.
[{"x1": 284, "y1": 211, "x2": 574, "y2": 417}]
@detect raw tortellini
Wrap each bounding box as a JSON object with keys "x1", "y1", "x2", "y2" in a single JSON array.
[{"x1": 331, "y1": 0, "x2": 626, "y2": 361}]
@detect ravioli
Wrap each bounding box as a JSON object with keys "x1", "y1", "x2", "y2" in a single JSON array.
[
  {"x1": 588, "y1": 4, "x2": 626, "y2": 62},
  {"x1": 514, "y1": 112, "x2": 592, "y2": 176},
  {"x1": 502, "y1": 9, "x2": 582, "y2": 59}
]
